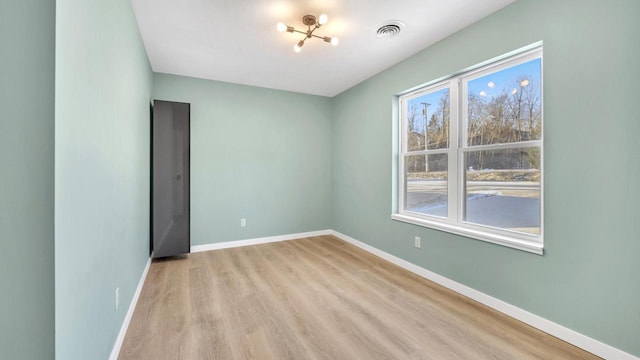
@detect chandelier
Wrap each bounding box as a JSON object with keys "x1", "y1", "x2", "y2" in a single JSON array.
[{"x1": 277, "y1": 14, "x2": 339, "y2": 53}]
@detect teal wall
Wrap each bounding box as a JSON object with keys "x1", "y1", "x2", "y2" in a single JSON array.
[
  {"x1": 153, "y1": 74, "x2": 333, "y2": 245},
  {"x1": 54, "y1": 0, "x2": 153, "y2": 358},
  {"x1": 0, "y1": 1, "x2": 55, "y2": 359},
  {"x1": 2, "y1": 0, "x2": 637, "y2": 358},
  {"x1": 332, "y1": 0, "x2": 640, "y2": 356}
]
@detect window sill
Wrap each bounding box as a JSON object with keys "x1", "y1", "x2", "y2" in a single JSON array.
[{"x1": 391, "y1": 213, "x2": 543, "y2": 255}]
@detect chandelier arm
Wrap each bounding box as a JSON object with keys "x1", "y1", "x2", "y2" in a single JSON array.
[
  {"x1": 306, "y1": 24, "x2": 322, "y2": 37},
  {"x1": 310, "y1": 34, "x2": 328, "y2": 40}
]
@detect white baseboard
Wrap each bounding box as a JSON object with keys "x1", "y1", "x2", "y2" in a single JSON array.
[
  {"x1": 109, "y1": 256, "x2": 152, "y2": 360},
  {"x1": 329, "y1": 230, "x2": 638, "y2": 360},
  {"x1": 190, "y1": 229, "x2": 333, "y2": 253}
]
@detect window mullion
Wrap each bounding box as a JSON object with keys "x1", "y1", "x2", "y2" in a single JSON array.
[
  {"x1": 457, "y1": 79, "x2": 467, "y2": 226},
  {"x1": 398, "y1": 99, "x2": 407, "y2": 212},
  {"x1": 463, "y1": 140, "x2": 542, "y2": 152},
  {"x1": 403, "y1": 149, "x2": 449, "y2": 156},
  {"x1": 448, "y1": 79, "x2": 460, "y2": 223}
]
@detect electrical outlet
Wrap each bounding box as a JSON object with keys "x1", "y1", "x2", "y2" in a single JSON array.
[
  {"x1": 240, "y1": 218, "x2": 246, "y2": 227},
  {"x1": 414, "y1": 236, "x2": 421, "y2": 248},
  {"x1": 115, "y1": 288, "x2": 120, "y2": 311}
]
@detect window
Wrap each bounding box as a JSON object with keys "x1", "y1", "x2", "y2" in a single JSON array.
[{"x1": 393, "y1": 45, "x2": 543, "y2": 254}]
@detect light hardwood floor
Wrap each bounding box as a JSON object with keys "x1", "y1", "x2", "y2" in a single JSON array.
[{"x1": 119, "y1": 235, "x2": 599, "y2": 359}]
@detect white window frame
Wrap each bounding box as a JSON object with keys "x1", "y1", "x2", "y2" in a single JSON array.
[{"x1": 392, "y1": 45, "x2": 544, "y2": 254}]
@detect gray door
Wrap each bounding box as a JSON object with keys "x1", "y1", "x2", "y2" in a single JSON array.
[{"x1": 152, "y1": 100, "x2": 190, "y2": 258}]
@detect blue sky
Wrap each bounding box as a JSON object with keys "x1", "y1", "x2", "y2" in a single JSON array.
[
  {"x1": 407, "y1": 58, "x2": 541, "y2": 129},
  {"x1": 467, "y1": 58, "x2": 541, "y2": 100},
  {"x1": 407, "y1": 88, "x2": 449, "y2": 132}
]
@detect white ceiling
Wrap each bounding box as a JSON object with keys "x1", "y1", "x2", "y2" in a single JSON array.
[{"x1": 132, "y1": 0, "x2": 515, "y2": 97}]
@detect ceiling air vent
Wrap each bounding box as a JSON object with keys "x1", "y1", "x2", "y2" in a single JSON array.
[{"x1": 376, "y1": 21, "x2": 404, "y2": 39}]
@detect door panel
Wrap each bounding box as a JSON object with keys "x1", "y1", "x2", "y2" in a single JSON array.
[{"x1": 152, "y1": 100, "x2": 190, "y2": 258}]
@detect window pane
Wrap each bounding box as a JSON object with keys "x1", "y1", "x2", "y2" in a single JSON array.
[
  {"x1": 406, "y1": 88, "x2": 450, "y2": 151},
  {"x1": 405, "y1": 154, "x2": 448, "y2": 217},
  {"x1": 466, "y1": 58, "x2": 541, "y2": 146},
  {"x1": 464, "y1": 148, "x2": 540, "y2": 235}
]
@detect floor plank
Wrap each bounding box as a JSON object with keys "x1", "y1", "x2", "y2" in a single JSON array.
[{"x1": 119, "y1": 235, "x2": 600, "y2": 359}]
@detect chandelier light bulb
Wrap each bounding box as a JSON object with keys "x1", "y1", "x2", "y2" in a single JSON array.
[
  {"x1": 276, "y1": 22, "x2": 287, "y2": 32},
  {"x1": 318, "y1": 14, "x2": 328, "y2": 25},
  {"x1": 330, "y1": 37, "x2": 339, "y2": 46},
  {"x1": 293, "y1": 43, "x2": 302, "y2": 53}
]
